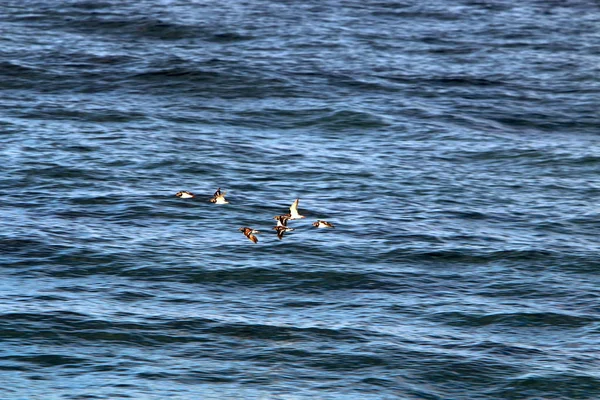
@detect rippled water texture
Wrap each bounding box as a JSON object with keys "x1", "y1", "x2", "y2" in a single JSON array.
[{"x1": 1, "y1": 0, "x2": 600, "y2": 399}]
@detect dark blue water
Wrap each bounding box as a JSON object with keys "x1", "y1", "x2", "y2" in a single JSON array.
[{"x1": 1, "y1": 1, "x2": 600, "y2": 398}]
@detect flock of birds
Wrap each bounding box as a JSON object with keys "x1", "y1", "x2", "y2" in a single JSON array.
[{"x1": 175, "y1": 188, "x2": 334, "y2": 244}]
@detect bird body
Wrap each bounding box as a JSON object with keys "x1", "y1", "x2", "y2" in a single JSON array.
[
  {"x1": 273, "y1": 214, "x2": 291, "y2": 227},
  {"x1": 289, "y1": 198, "x2": 305, "y2": 219},
  {"x1": 210, "y1": 188, "x2": 229, "y2": 204},
  {"x1": 273, "y1": 225, "x2": 294, "y2": 240},
  {"x1": 313, "y1": 220, "x2": 334, "y2": 228},
  {"x1": 175, "y1": 191, "x2": 195, "y2": 198},
  {"x1": 239, "y1": 227, "x2": 259, "y2": 243}
]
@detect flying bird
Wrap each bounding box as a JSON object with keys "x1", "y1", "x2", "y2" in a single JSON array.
[
  {"x1": 210, "y1": 187, "x2": 229, "y2": 204},
  {"x1": 312, "y1": 220, "x2": 335, "y2": 228},
  {"x1": 239, "y1": 227, "x2": 259, "y2": 243},
  {"x1": 273, "y1": 225, "x2": 294, "y2": 240},
  {"x1": 175, "y1": 191, "x2": 195, "y2": 199},
  {"x1": 273, "y1": 214, "x2": 291, "y2": 227},
  {"x1": 289, "y1": 198, "x2": 305, "y2": 219}
]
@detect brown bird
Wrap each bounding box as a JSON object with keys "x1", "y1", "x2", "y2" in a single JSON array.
[
  {"x1": 273, "y1": 214, "x2": 291, "y2": 227},
  {"x1": 175, "y1": 191, "x2": 195, "y2": 198},
  {"x1": 273, "y1": 225, "x2": 294, "y2": 240},
  {"x1": 239, "y1": 227, "x2": 259, "y2": 243},
  {"x1": 312, "y1": 220, "x2": 335, "y2": 228},
  {"x1": 210, "y1": 187, "x2": 229, "y2": 204}
]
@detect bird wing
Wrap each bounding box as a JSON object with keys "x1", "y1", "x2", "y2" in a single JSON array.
[{"x1": 290, "y1": 199, "x2": 299, "y2": 214}]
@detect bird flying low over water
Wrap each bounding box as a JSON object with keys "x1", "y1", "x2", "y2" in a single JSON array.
[
  {"x1": 312, "y1": 220, "x2": 334, "y2": 228},
  {"x1": 239, "y1": 227, "x2": 259, "y2": 243},
  {"x1": 273, "y1": 225, "x2": 294, "y2": 240},
  {"x1": 273, "y1": 214, "x2": 291, "y2": 227},
  {"x1": 175, "y1": 191, "x2": 195, "y2": 198},
  {"x1": 210, "y1": 187, "x2": 229, "y2": 204},
  {"x1": 289, "y1": 198, "x2": 305, "y2": 219}
]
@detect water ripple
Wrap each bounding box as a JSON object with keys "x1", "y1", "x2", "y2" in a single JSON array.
[{"x1": 1, "y1": 0, "x2": 600, "y2": 398}]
